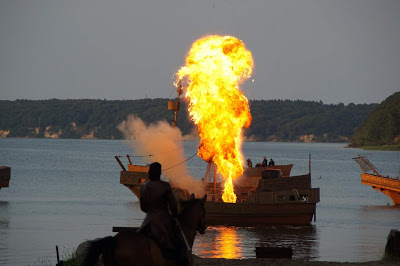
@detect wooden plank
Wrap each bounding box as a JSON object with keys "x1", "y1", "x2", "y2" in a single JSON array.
[
  {"x1": 120, "y1": 171, "x2": 148, "y2": 185},
  {"x1": 121, "y1": 171, "x2": 148, "y2": 179},
  {"x1": 261, "y1": 174, "x2": 311, "y2": 191},
  {"x1": 0, "y1": 180, "x2": 9, "y2": 187},
  {"x1": 205, "y1": 201, "x2": 316, "y2": 215},
  {"x1": 206, "y1": 213, "x2": 313, "y2": 226},
  {"x1": 127, "y1": 165, "x2": 149, "y2": 172},
  {"x1": 362, "y1": 174, "x2": 400, "y2": 193}
]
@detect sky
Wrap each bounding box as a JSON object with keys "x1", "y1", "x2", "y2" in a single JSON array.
[{"x1": 0, "y1": 0, "x2": 399, "y2": 104}]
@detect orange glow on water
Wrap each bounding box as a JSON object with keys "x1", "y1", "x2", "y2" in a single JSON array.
[{"x1": 218, "y1": 227, "x2": 242, "y2": 259}]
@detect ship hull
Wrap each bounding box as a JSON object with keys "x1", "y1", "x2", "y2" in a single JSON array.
[
  {"x1": 119, "y1": 164, "x2": 294, "y2": 201},
  {"x1": 361, "y1": 173, "x2": 400, "y2": 205},
  {"x1": 205, "y1": 201, "x2": 316, "y2": 226},
  {"x1": 120, "y1": 170, "x2": 192, "y2": 201},
  {"x1": 119, "y1": 170, "x2": 320, "y2": 225}
]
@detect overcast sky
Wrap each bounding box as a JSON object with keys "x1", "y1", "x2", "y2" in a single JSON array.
[{"x1": 1, "y1": 0, "x2": 399, "y2": 104}]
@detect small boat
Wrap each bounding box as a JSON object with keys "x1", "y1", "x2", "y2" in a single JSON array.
[
  {"x1": 353, "y1": 155, "x2": 400, "y2": 205},
  {"x1": 0, "y1": 166, "x2": 11, "y2": 189},
  {"x1": 116, "y1": 156, "x2": 320, "y2": 225}
]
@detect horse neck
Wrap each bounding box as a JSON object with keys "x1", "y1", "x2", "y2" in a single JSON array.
[
  {"x1": 181, "y1": 222, "x2": 197, "y2": 248},
  {"x1": 179, "y1": 205, "x2": 199, "y2": 248}
]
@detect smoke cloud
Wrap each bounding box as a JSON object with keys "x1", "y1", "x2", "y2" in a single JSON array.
[{"x1": 118, "y1": 115, "x2": 204, "y2": 197}]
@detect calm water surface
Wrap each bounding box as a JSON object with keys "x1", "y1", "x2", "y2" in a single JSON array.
[{"x1": 0, "y1": 139, "x2": 400, "y2": 265}]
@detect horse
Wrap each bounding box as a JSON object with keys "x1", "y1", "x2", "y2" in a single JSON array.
[{"x1": 76, "y1": 194, "x2": 207, "y2": 266}]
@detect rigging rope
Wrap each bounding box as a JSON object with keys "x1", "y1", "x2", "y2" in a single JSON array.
[
  {"x1": 168, "y1": 86, "x2": 176, "y2": 98},
  {"x1": 162, "y1": 153, "x2": 198, "y2": 172},
  {"x1": 117, "y1": 150, "x2": 199, "y2": 172},
  {"x1": 117, "y1": 147, "x2": 185, "y2": 158}
]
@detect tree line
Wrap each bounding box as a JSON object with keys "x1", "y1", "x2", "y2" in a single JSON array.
[
  {"x1": 0, "y1": 98, "x2": 379, "y2": 142},
  {"x1": 349, "y1": 92, "x2": 400, "y2": 147}
]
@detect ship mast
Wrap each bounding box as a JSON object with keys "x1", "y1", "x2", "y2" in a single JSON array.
[
  {"x1": 203, "y1": 161, "x2": 218, "y2": 201},
  {"x1": 168, "y1": 80, "x2": 183, "y2": 127},
  {"x1": 168, "y1": 80, "x2": 219, "y2": 200}
]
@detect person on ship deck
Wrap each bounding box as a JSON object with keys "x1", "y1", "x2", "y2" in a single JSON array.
[
  {"x1": 247, "y1": 158, "x2": 253, "y2": 167},
  {"x1": 262, "y1": 157, "x2": 268, "y2": 167},
  {"x1": 269, "y1": 158, "x2": 275, "y2": 166}
]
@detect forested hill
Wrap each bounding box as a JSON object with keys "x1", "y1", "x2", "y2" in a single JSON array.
[
  {"x1": 349, "y1": 92, "x2": 400, "y2": 147},
  {"x1": 0, "y1": 98, "x2": 377, "y2": 142}
]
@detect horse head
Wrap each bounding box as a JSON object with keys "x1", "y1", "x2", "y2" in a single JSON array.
[{"x1": 179, "y1": 193, "x2": 207, "y2": 235}]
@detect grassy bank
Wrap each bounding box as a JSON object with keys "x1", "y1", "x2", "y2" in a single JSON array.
[{"x1": 59, "y1": 258, "x2": 76, "y2": 265}]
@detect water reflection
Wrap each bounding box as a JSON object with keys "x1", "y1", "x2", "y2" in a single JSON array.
[
  {"x1": 356, "y1": 205, "x2": 400, "y2": 262},
  {"x1": 218, "y1": 227, "x2": 243, "y2": 259},
  {"x1": 194, "y1": 225, "x2": 318, "y2": 260},
  {"x1": 196, "y1": 226, "x2": 243, "y2": 259},
  {"x1": 123, "y1": 201, "x2": 144, "y2": 226},
  {"x1": 0, "y1": 201, "x2": 10, "y2": 266},
  {"x1": 0, "y1": 201, "x2": 10, "y2": 230}
]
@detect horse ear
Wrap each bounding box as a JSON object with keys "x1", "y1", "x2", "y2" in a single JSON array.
[
  {"x1": 201, "y1": 194, "x2": 207, "y2": 205},
  {"x1": 190, "y1": 193, "x2": 195, "y2": 200}
]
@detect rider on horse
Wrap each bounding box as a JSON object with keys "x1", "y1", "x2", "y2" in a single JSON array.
[{"x1": 139, "y1": 162, "x2": 188, "y2": 263}]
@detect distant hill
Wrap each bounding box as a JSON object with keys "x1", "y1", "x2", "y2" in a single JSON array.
[
  {"x1": 349, "y1": 92, "x2": 400, "y2": 147},
  {"x1": 0, "y1": 98, "x2": 377, "y2": 142}
]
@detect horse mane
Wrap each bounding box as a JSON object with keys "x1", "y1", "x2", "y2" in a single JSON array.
[{"x1": 179, "y1": 198, "x2": 199, "y2": 207}]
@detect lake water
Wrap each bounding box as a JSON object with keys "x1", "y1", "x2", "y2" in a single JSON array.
[{"x1": 0, "y1": 138, "x2": 400, "y2": 265}]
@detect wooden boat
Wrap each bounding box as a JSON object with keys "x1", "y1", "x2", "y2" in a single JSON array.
[
  {"x1": 116, "y1": 156, "x2": 320, "y2": 225},
  {"x1": 203, "y1": 166, "x2": 319, "y2": 225},
  {"x1": 353, "y1": 155, "x2": 400, "y2": 205},
  {"x1": 116, "y1": 84, "x2": 319, "y2": 225},
  {"x1": 0, "y1": 166, "x2": 11, "y2": 189},
  {"x1": 116, "y1": 155, "x2": 293, "y2": 201}
]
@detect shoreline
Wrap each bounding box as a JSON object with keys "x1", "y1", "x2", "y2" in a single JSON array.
[
  {"x1": 193, "y1": 256, "x2": 400, "y2": 265},
  {"x1": 61, "y1": 256, "x2": 400, "y2": 266},
  {"x1": 2, "y1": 137, "x2": 399, "y2": 151}
]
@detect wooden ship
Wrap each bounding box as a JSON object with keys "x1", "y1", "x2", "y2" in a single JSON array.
[
  {"x1": 116, "y1": 155, "x2": 293, "y2": 201},
  {"x1": 116, "y1": 81, "x2": 320, "y2": 225},
  {"x1": 116, "y1": 155, "x2": 320, "y2": 225},
  {"x1": 354, "y1": 154, "x2": 400, "y2": 205},
  {"x1": 203, "y1": 159, "x2": 319, "y2": 226},
  {"x1": 0, "y1": 166, "x2": 11, "y2": 189}
]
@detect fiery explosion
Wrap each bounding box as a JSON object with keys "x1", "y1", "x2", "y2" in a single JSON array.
[{"x1": 176, "y1": 35, "x2": 253, "y2": 203}]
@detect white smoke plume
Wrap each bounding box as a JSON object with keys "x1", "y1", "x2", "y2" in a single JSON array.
[{"x1": 118, "y1": 115, "x2": 204, "y2": 197}]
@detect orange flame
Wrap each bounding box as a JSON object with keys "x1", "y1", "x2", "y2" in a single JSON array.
[{"x1": 177, "y1": 35, "x2": 253, "y2": 203}]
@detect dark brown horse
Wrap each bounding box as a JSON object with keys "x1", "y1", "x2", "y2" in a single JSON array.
[{"x1": 76, "y1": 194, "x2": 207, "y2": 266}]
